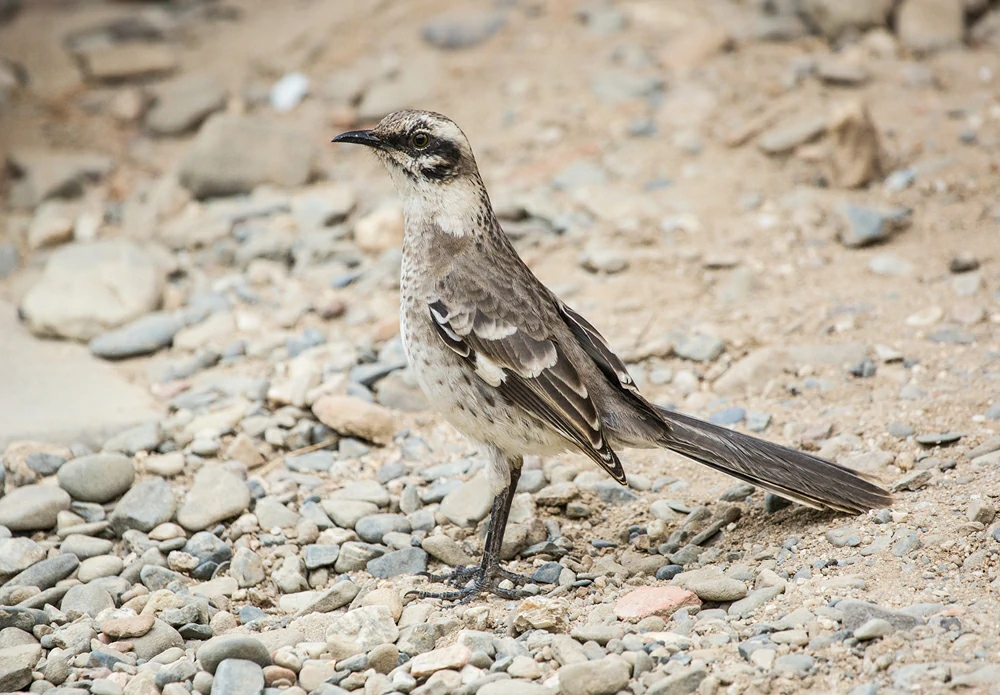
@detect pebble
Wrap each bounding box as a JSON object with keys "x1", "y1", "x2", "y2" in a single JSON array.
[
  {"x1": 146, "y1": 73, "x2": 227, "y2": 135},
  {"x1": 131, "y1": 619, "x2": 183, "y2": 660},
  {"x1": 0, "y1": 485, "x2": 72, "y2": 531},
  {"x1": 198, "y1": 635, "x2": 272, "y2": 675},
  {"x1": 89, "y1": 313, "x2": 183, "y2": 359},
  {"x1": 211, "y1": 659, "x2": 265, "y2": 695},
  {"x1": 367, "y1": 546, "x2": 427, "y2": 578},
  {"x1": 109, "y1": 478, "x2": 176, "y2": 535},
  {"x1": 57, "y1": 453, "x2": 135, "y2": 503},
  {"x1": 558, "y1": 656, "x2": 630, "y2": 695},
  {"x1": 853, "y1": 618, "x2": 894, "y2": 640},
  {"x1": 421, "y1": 534, "x2": 476, "y2": 567},
  {"x1": 674, "y1": 334, "x2": 724, "y2": 362},
  {"x1": 326, "y1": 606, "x2": 398, "y2": 651},
  {"x1": 409, "y1": 644, "x2": 472, "y2": 678},
  {"x1": 826, "y1": 527, "x2": 861, "y2": 548},
  {"x1": 440, "y1": 473, "x2": 493, "y2": 527},
  {"x1": 674, "y1": 568, "x2": 748, "y2": 602},
  {"x1": 177, "y1": 466, "x2": 251, "y2": 531}
]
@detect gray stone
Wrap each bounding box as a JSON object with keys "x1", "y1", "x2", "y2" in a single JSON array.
[
  {"x1": 758, "y1": 114, "x2": 827, "y2": 155},
  {"x1": 0, "y1": 243, "x2": 19, "y2": 279},
  {"x1": 367, "y1": 547, "x2": 427, "y2": 579},
  {"x1": 296, "y1": 580, "x2": 358, "y2": 615},
  {"x1": 891, "y1": 470, "x2": 932, "y2": 492},
  {"x1": 321, "y1": 499, "x2": 378, "y2": 529},
  {"x1": 334, "y1": 542, "x2": 384, "y2": 573},
  {"x1": 837, "y1": 599, "x2": 920, "y2": 631},
  {"x1": 0, "y1": 643, "x2": 42, "y2": 692},
  {"x1": 888, "y1": 422, "x2": 915, "y2": 438},
  {"x1": 4, "y1": 553, "x2": 78, "y2": 590},
  {"x1": 826, "y1": 527, "x2": 861, "y2": 548},
  {"x1": 421, "y1": 11, "x2": 505, "y2": 49},
  {"x1": 708, "y1": 407, "x2": 745, "y2": 426},
  {"x1": 326, "y1": 605, "x2": 398, "y2": 651},
  {"x1": 198, "y1": 635, "x2": 272, "y2": 675},
  {"x1": 327, "y1": 480, "x2": 390, "y2": 506},
  {"x1": 590, "y1": 71, "x2": 663, "y2": 104},
  {"x1": 853, "y1": 618, "x2": 894, "y2": 640},
  {"x1": 183, "y1": 531, "x2": 232, "y2": 566},
  {"x1": 178, "y1": 115, "x2": 317, "y2": 199},
  {"x1": 0, "y1": 537, "x2": 46, "y2": 578},
  {"x1": 837, "y1": 204, "x2": 910, "y2": 248},
  {"x1": 773, "y1": 653, "x2": 814, "y2": 677},
  {"x1": 728, "y1": 585, "x2": 784, "y2": 619},
  {"x1": 985, "y1": 402, "x2": 1000, "y2": 420},
  {"x1": 131, "y1": 619, "x2": 184, "y2": 660},
  {"x1": 558, "y1": 657, "x2": 631, "y2": 695},
  {"x1": 57, "y1": 453, "x2": 134, "y2": 503},
  {"x1": 109, "y1": 478, "x2": 176, "y2": 535},
  {"x1": 355, "y1": 514, "x2": 411, "y2": 543},
  {"x1": 230, "y1": 547, "x2": 265, "y2": 588},
  {"x1": 60, "y1": 584, "x2": 114, "y2": 617},
  {"x1": 719, "y1": 482, "x2": 755, "y2": 502},
  {"x1": 304, "y1": 545, "x2": 340, "y2": 570},
  {"x1": 440, "y1": 473, "x2": 493, "y2": 527},
  {"x1": 177, "y1": 466, "x2": 251, "y2": 532},
  {"x1": 89, "y1": 313, "x2": 182, "y2": 359},
  {"x1": 20, "y1": 241, "x2": 165, "y2": 342},
  {"x1": 890, "y1": 529, "x2": 921, "y2": 556},
  {"x1": 594, "y1": 480, "x2": 640, "y2": 505},
  {"x1": 210, "y1": 659, "x2": 264, "y2": 695},
  {"x1": 147, "y1": 73, "x2": 227, "y2": 136},
  {"x1": 103, "y1": 422, "x2": 162, "y2": 456},
  {"x1": 253, "y1": 498, "x2": 300, "y2": 530},
  {"x1": 0, "y1": 485, "x2": 71, "y2": 531},
  {"x1": 284, "y1": 451, "x2": 334, "y2": 473},
  {"x1": 647, "y1": 667, "x2": 708, "y2": 695},
  {"x1": 674, "y1": 334, "x2": 724, "y2": 362}
]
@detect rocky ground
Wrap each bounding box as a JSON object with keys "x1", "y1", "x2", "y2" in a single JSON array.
[{"x1": 1, "y1": 0, "x2": 1000, "y2": 694}]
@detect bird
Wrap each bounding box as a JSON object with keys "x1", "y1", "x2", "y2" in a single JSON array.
[{"x1": 332, "y1": 110, "x2": 892, "y2": 601}]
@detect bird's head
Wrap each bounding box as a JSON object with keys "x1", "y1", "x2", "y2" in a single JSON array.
[{"x1": 333, "y1": 110, "x2": 479, "y2": 190}]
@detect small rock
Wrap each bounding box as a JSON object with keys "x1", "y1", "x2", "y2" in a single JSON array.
[
  {"x1": 367, "y1": 547, "x2": 427, "y2": 579},
  {"x1": 146, "y1": 73, "x2": 227, "y2": 135},
  {"x1": 198, "y1": 635, "x2": 271, "y2": 675},
  {"x1": 440, "y1": 472, "x2": 493, "y2": 527},
  {"x1": 614, "y1": 587, "x2": 701, "y2": 620},
  {"x1": 512, "y1": 596, "x2": 568, "y2": 633},
  {"x1": 674, "y1": 334, "x2": 724, "y2": 362},
  {"x1": 422, "y1": 10, "x2": 505, "y2": 49},
  {"x1": 211, "y1": 659, "x2": 264, "y2": 695},
  {"x1": 409, "y1": 644, "x2": 472, "y2": 678},
  {"x1": 558, "y1": 656, "x2": 630, "y2": 695},
  {"x1": 311, "y1": 395, "x2": 395, "y2": 445},
  {"x1": 325, "y1": 605, "x2": 398, "y2": 651},
  {"x1": 826, "y1": 527, "x2": 861, "y2": 548},
  {"x1": 0, "y1": 484, "x2": 71, "y2": 531},
  {"x1": 838, "y1": 204, "x2": 909, "y2": 248},
  {"x1": 57, "y1": 453, "x2": 134, "y2": 503},
  {"x1": 90, "y1": 313, "x2": 182, "y2": 359},
  {"x1": 891, "y1": 470, "x2": 931, "y2": 492},
  {"x1": 177, "y1": 466, "x2": 251, "y2": 531},
  {"x1": 109, "y1": 478, "x2": 176, "y2": 535},
  {"x1": 853, "y1": 618, "x2": 894, "y2": 640},
  {"x1": 178, "y1": 115, "x2": 316, "y2": 199}
]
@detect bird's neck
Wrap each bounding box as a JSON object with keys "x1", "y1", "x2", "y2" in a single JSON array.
[{"x1": 396, "y1": 173, "x2": 496, "y2": 241}]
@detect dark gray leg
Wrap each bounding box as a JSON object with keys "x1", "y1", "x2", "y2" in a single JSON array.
[{"x1": 409, "y1": 465, "x2": 531, "y2": 601}]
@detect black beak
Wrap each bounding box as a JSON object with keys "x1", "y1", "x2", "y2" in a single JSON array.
[{"x1": 331, "y1": 130, "x2": 384, "y2": 149}]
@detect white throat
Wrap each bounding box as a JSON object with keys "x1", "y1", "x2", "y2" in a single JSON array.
[{"x1": 388, "y1": 167, "x2": 484, "y2": 239}]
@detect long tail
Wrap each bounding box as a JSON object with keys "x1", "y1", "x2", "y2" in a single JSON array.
[{"x1": 652, "y1": 406, "x2": 892, "y2": 514}]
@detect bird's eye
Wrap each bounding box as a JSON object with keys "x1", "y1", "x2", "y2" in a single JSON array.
[{"x1": 411, "y1": 132, "x2": 430, "y2": 149}]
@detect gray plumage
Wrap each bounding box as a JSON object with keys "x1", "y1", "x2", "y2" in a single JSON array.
[{"x1": 333, "y1": 110, "x2": 892, "y2": 598}]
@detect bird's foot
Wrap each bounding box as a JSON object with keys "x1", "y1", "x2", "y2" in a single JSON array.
[
  {"x1": 417, "y1": 563, "x2": 532, "y2": 588},
  {"x1": 408, "y1": 563, "x2": 533, "y2": 602}
]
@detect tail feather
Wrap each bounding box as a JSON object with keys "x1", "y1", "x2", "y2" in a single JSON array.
[{"x1": 653, "y1": 406, "x2": 892, "y2": 514}]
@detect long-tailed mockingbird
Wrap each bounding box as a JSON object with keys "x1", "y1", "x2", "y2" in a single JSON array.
[{"x1": 333, "y1": 110, "x2": 891, "y2": 601}]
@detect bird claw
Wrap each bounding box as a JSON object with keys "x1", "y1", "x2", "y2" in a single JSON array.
[{"x1": 408, "y1": 563, "x2": 533, "y2": 601}]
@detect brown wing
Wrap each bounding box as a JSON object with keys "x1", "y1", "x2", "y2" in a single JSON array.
[{"x1": 428, "y1": 295, "x2": 625, "y2": 484}]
